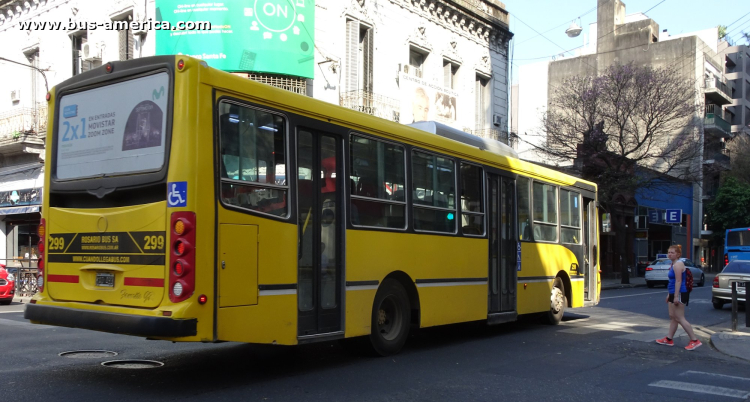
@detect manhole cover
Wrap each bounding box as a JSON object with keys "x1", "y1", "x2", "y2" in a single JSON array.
[
  {"x1": 59, "y1": 350, "x2": 118, "y2": 359},
  {"x1": 101, "y1": 359, "x2": 164, "y2": 369}
]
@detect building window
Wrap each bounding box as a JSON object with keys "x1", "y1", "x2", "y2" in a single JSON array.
[
  {"x1": 412, "y1": 150, "x2": 456, "y2": 233},
  {"x1": 349, "y1": 135, "x2": 406, "y2": 229},
  {"x1": 408, "y1": 47, "x2": 427, "y2": 78},
  {"x1": 443, "y1": 60, "x2": 459, "y2": 89},
  {"x1": 116, "y1": 14, "x2": 135, "y2": 61},
  {"x1": 475, "y1": 74, "x2": 489, "y2": 130},
  {"x1": 532, "y1": 181, "x2": 558, "y2": 242},
  {"x1": 218, "y1": 101, "x2": 288, "y2": 217},
  {"x1": 71, "y1": 32, "x2": 87, "y2": 76},
  {"x1": 460, "y1": 163, "x2": 484, "y2": 236},
  {"x1": 345, "y1": 20, "x2": 373, "y2": 93}
]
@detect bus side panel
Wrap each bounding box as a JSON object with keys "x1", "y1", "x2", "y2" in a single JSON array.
[
  {"x1": 215, "y1": 207, "x2": 298, "y2": 345},
  {"x1": 346, "y1": 230, "x2": 487, "y2": 332},
  {"x1": 517, "y1": 242, "x2": 579, "y2": 315}
]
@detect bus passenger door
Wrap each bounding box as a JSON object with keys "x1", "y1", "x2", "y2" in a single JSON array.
[
  {"x1": 487, "y1": 173, "x2": 517, "y2": 318},
  {"x1": 584, "y1": 199, "x2": 599, "y2": 304},
  {"x1": 297, "y1": 130, "x2": 343, "y2": 336}
]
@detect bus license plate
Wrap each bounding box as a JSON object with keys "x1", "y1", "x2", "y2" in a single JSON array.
[{"x1": 96, "y1": 272, "x2": 115, "y2": 287}]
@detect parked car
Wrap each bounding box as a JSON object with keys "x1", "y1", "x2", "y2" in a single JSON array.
[
  {"x1": 711, "y1": 260, "x2": 749, "y2": 310},
  {"x1": 0, "y1": 264, "x2": 14, "y2": 305},
  {"x1": 645, "y1": 258, "x2": 705, "y2": 288}
]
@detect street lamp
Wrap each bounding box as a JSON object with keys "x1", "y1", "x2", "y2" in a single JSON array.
[{"x1": 565, "y1": 18, "x2": 582, "y2": 38}]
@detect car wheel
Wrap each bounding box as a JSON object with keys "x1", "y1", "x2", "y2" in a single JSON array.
[
  {"x1": 699, "y1": 274, "x2": 705, "y2": 287},
  {"x1": 712, "y1": 299, "x2": 724, "y2": 310},
  {"x1": 646, "y1": 281, "x2": 654, "y2": 288},
  {"x1": 542, "y1": 277, "x2": 566, "y2": 325},
  {"x1": 370, "y1": 279, "x2": 410, "y2": 356}
]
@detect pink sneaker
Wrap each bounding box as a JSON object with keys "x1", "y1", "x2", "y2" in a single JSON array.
[
  {"x1": 685, "y1": 339, "x2": 702, "y2": 351},
  {"x1": 655, "y1": 337, "x2": 674, "y2": 346}
]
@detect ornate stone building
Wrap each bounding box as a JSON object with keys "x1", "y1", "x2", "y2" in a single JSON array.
[{"x1": 0, "y1": 0, "x2": 513, "y2": 266}]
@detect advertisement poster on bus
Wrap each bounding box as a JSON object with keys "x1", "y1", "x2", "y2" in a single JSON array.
[
  {"x1": 399, "y1": 72, "x2": 459, "y2": 127},
  {"x1": 56, "y1": 73, "x2": 169, "y2": 180},
  {"x1": 155, "y1": 0, "x2": 315, "y2": 78}
]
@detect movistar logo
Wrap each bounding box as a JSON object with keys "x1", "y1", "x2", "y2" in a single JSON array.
[{"x1": 152, "y1": 86, "x2": 165, "y2": 101}]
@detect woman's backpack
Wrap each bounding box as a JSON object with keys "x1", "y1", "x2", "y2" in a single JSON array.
[{"x1": 685, "y1": 268, "x2": 694, "y2": 293}]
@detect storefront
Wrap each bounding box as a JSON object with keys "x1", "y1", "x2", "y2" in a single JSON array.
[{"x1": 0, "y1": 163, "x2": 43, "y2": 272}]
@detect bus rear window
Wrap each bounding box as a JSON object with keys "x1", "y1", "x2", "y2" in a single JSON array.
[
  {"x1": 55, "y1": 72, "x2": 169, "y2": 180},
  {"x1": 727, "y1": 230, "x2": 750, "y2": 247}
]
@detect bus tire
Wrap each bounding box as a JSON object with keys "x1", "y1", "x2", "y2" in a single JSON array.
[
  {"x1": 370, "y1": 278, "x2": 411, "y2": 356},
  {"x1": 543, "y1": 277, "x2": 566, "y2": 325}
]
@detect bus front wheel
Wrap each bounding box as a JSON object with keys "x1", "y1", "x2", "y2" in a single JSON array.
[
  {"x1": 543, "y1": 277, "x2": 566, "y2": 325},
  {"x1": 370, "y1": 279, "x2": 411, "y2": 356}
]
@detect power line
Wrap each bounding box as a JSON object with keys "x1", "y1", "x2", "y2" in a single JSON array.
[
  {"x1": 512, "y1": 0, "x2": 669, "y2": 66},
  {"x1": 514, "y1": 3, "x2": 601, "y2": 46},
  {"x1": 725, "y1": 11, "x2": 750, "y2": 28}
]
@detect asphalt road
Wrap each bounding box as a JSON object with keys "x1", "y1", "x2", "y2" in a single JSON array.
[{"x1": 1, "y1": 284, "x2": 749, "y2": 401}]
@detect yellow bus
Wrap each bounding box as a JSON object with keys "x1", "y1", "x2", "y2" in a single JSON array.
[{"x1": 26, "y1": 56, "x2": 599, "y2": 355}]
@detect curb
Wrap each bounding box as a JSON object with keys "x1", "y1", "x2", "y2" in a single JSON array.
[{"x1": 709, "y1": 331, "x2": 750, "y2": 363}]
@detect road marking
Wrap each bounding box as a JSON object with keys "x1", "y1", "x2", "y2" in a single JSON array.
[
  {"x1": 601, "y1": 287, "x2": 710, "y2": 300},
  {"x1": 601, "y1": 291, "x2": 665, "y2": 300},
  {"x1": 681, "y1": 371, "x2": 750, "y2": 382},
  {"x1": 648, "y1": 380, "x2": 750, "y2": 399},
  {"x1": 0, "y1": 317, "x2": 52, "y2": 330}
]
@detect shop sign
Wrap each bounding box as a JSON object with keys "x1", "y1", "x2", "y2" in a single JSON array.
[{"x1": 0, "y1": 188, "x2": 41, "y2": 207}]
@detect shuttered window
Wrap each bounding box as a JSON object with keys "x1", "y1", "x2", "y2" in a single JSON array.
[
  {"x1": 117, "y1": 15, "x2": 135, "y2": 61},
  {"x1": 345, "y1": 20, "x2": 373, "y2": 93}
]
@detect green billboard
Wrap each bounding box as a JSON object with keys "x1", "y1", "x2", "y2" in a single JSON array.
[{"x1": 155, "y1": 0, "x2": 315, "y2": 78}]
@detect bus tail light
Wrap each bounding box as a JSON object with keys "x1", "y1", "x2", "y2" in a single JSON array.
[
  {"x1": 724, "y1": 253, "x2": 728, "y2": 267},
  {"x1": 37, "y1": 218, "x2": 46, "y2": 293},
  {"x1": 169, "y1": 212, "x2": 195, "y2": 303}
]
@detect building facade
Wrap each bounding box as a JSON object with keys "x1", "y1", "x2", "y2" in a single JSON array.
[{"x1": 0, "y1": 0, "x2": 513, "y2": 269}]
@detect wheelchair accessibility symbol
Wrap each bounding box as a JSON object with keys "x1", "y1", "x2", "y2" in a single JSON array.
[{"x1": 168, "y1": 182, "x2": 187, "y2": 207}]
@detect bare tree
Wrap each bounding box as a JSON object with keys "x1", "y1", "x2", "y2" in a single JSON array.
[
  {"x1": 529, "y1": 63, "x2": 702, "y2": 282},
  {"x1": 727, "y1": 132, "x2": 750, "y2": 186}
]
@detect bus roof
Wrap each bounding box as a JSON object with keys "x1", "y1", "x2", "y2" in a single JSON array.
[{"x1": 198, "y1": 58, "x2": 596, "y2": 193}]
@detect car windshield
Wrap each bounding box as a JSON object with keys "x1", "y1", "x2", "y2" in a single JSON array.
[
  {"x1": 653, "y1": 259, "x2": 670, "y2": 265},
  {"x1": 722, "y1": 261, "x2": 750, "y2": 274}
]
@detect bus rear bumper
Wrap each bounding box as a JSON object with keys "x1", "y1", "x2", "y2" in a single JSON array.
[{"x1": 24, "y1": 304, "x2": 197, "y2": 338}]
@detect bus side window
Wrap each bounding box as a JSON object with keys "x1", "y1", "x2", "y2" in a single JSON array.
[
  {"x1": 217, "y1": 101, "x2": 288, "y2": 217},
  {"x1": 517, "y1": 177, "x2": 532, "y2": 241}
]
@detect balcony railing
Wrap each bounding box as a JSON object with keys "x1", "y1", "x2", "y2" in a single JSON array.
[
  {"x1": 340, "y1": 90, "x2": 401, "y2": 123},
  {"x1": 703, "y1": 76, "x2": 732, "y2": 104},
  {"x1": 0, "y1": 104, "x2": 47, "y2": 138},
  {"x1": 703, "y1": 147, "x2": 731, "y2": 171},
  {"x1": 470, "y1": 128, "x2": 511, "y2": 146}
]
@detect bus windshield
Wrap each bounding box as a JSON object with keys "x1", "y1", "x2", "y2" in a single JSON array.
[{"x1": 55, "y1": 72, "x2": 169, "y2": 180}]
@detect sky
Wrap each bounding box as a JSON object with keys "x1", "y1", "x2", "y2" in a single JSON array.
[{"x1": 503, "y1": 0, "x2": 750, "y2": 83}]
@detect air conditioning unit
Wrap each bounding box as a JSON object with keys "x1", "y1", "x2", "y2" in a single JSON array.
[
  {"x1": 10, "y1": 89, "x2": 20, "y2": 102},
  {"x1": 82, "y1": 42, "x2": 101, "y2": 62},
  {"x1": 493, "y1": 115, "x2": 502, "y2": 127}
]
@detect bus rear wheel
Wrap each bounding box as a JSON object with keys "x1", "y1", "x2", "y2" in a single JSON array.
[
  {"x1": 370, "y1": 279, "x2": 411, "y2": 356},
  {"x1": 543, "y1": 277, "x2": 566, "y2": 325}
]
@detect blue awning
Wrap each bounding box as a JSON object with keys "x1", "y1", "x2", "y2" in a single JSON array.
[{"x1": 0, "y1": 205, "x2": 40, "y2": 215}]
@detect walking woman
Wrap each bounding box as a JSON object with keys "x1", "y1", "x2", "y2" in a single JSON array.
[{"x1": 656, "y1": 245, "x2": 702, "y2": 350}]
